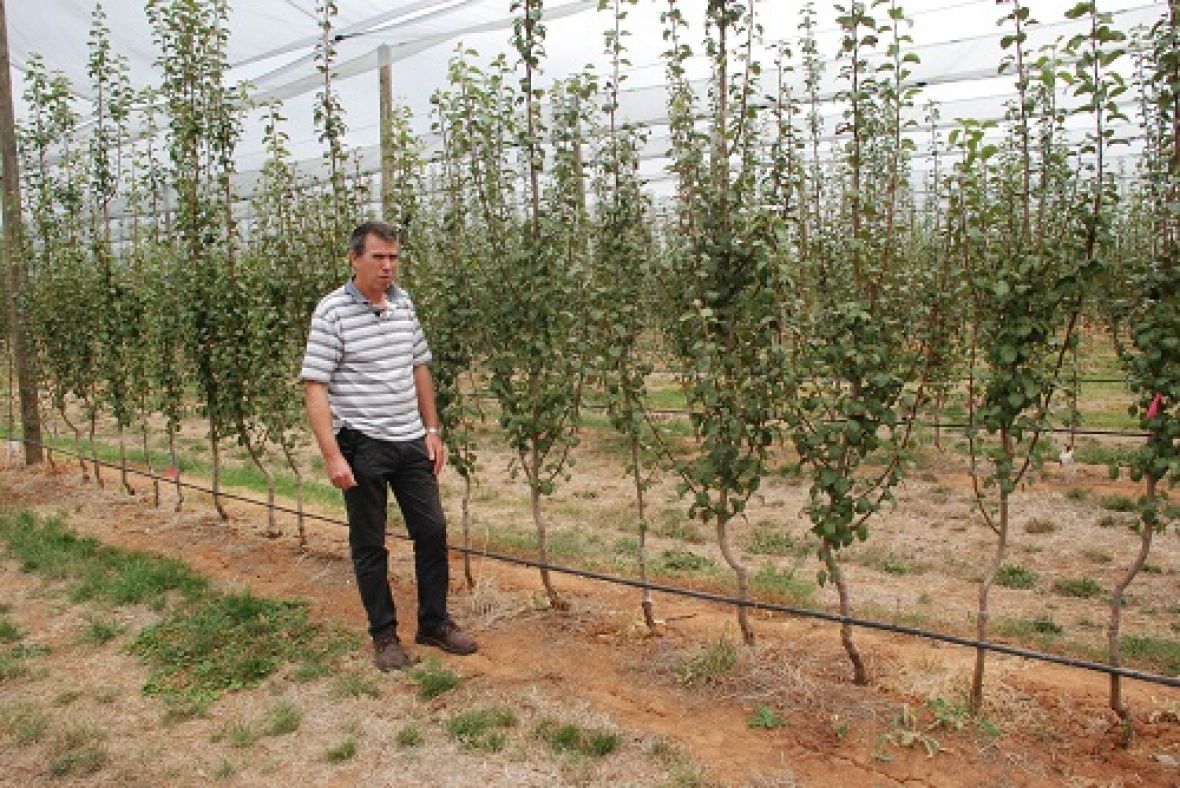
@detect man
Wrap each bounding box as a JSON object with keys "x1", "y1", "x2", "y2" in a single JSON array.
[{"x1": 301, "y1": 221, "x2": 477, "y2": 670}]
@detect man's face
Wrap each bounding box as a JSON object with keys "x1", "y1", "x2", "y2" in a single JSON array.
[{"x1": 350, "y1": 234, "x2": 399, "y2": 298}]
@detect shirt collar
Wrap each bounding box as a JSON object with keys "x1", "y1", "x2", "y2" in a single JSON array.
[{"x1": 345, "y1": 278, "x2": 401, "y2": 307}]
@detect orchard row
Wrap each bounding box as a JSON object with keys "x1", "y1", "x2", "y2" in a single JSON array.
[{"x1": 4, "y1": 0, "x2": 1176, "y2": 737}]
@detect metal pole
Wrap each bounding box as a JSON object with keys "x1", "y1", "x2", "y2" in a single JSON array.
[{"x1": 378, "y1": 44, "x2": 395, "y2": 220}]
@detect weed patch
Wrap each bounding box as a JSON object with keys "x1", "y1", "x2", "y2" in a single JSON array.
[
  {"x1": 747, "y1": 706, "x2": 785, "y2": 730},
  {"x1": 265, "y1": 700, "x2": 301, "y2": 736},
  {"x1": 746, "y1": 529, "x2": 799, "y2": 557},
  {"x1": 131, "y1": 592, "x2": 354, "y2": 714},
  {"x1": 396, "y1": 724, "x2": 423, "y2": 748},
  {"x1": 1121, "y1": 635, "x2": 1180, "y2": 675},
  {"x1": 331, "y1": 670, "x2": 382, "y2": 700},
  {"x1": 655, "y1": 519, "x2": 706, "y2": 545},
  {"x1": 0, "y1": 613, "x2": 22, "y2": 643},
  {"x1": 448, "y1": 707, "x2": 516, "y2": 752},
  {"x1": 325, "y1": 738, "x2": 357, "y2": 763},
  {"x1": 48, "y1": 725, "x2": 108, "y2": 778},
  {"x1": 1098, "y1": 494, "x2": 1137, "y2": 513},
  {"x1": 409, "y1": 659, "x2": 459, "y2": 700},
  {"x1": 1052, "y1": 577, "x2": 1104, "y2": 599},
  {"x1": 0, "y1": 701, "x2": 48, "y2": 744},
  {"x1": 749, "y1": 563, "x2": 814, "y2": 606},
  {"x1": 81, "y1": 617, "x2": 122, "y2": 646},
  {"x1": 0, "y1": 510, "x2": 207, "y2": 606},
  {"x1": 996, "y1": 615, "x2": 1063, "y2": 641},
  {"x1": 996, "y1": 564, "x2": 1037, "y2": 589},
  {"x1": 535, "y1": 718, "x2": 620, "y2": 757},
  {"x1": 658, "y1": 549, "x2": 715, "y2": 574},
  {"x1": 1023, "y1": 518, "x2": 1058, "y2": 535},
  {"x1": 678, "y1": 636, "x2": 738, "y2": 685}
]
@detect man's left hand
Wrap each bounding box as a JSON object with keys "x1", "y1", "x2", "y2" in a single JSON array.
[{"x1": 425, "y1": 432, "x2": 446, "y2": 476}]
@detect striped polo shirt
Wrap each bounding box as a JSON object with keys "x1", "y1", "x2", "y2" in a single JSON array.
[{"x1": 300, "y1": 279, "x2": 432, "y2": 442}]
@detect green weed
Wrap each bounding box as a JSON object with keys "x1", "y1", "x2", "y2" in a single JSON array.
[
  {"x1": 396, "y1": 725, "x2": 423, "y2": 748},
  {"x1": 131, "y1": 591, "x2": 351, "y2": 714},
  {"x1": 1099, "y1": 494, "x2": 1137, "y2": 513},
  {"x1": 746, "y1": 706, "x2": 785, "y2": 730},
  {"x1": 81, "y1": 617, "x2": 121, "y2": 646},
  {"x1": 613, "y1": 536, "x2": 639, "y2": 555},
  {"x1": 746, "y1": 528, "x2": 799, "y2": 556},
  {"x1": 447, "y1": 707, "x2": 516, "y2": 751},
  {"x1": 996, "y1": 564, "x2": 1037, "y2": 589},
  {"x1": 996, "y1": 615, "x2": 1063, "y2": 640},
  {"x1": 678, "y1": 636, "x2": 738, "y2": 685},
  {"x1": 535, "y1": 718, "x2": 620, "y2": 757},
  {"x1": 0, "y1": 702, "x2": 48, "y2": 744},
  {"x1": 861, "y1": 548, "x2": 920, "y2": 576},
  {"x1": 658, "y1": 549, "x2": 715, "y2": 573},
  {"x1": 48, "y1": 725, "x2": 107, "y2": 778},
  {"x1": 331, "y1": 670, "x2": 382, "y2": 700},
  {"x1": 0, "y1": 615, "x2": 22, "y2": 643},
  {"x1": 1065, "y1": 488, "x2": 1088, "y2": 501},
  {"x1": 654, "y1": 518, "x2": 705, "y2": 545},
  {"x1": 1052, "y1": 577, "x2": 1104, "y2": 599},
  {"x1": 1023, "y1": 518, "x2": 1058, "y2": 534},
  {"x1": 1081, "y1": 548, "x2": 1112, "y2": 564},
  {"x1": 227, "y1": 720, "x2": 259, "y2": 749},
  {"x1": 749, "y1": 563, "x2": 814, "y2": 606},
  {"x1": 0, "y1": 644, "x2": 41, "y2": 682},
  {"x1": 325, "y1": 738, "x2": 357, "y2": 763},
  {"x1": 265, "y1": 700, "x2": 301, "y2": 736},
  {"x1": 408, "y1": 659, "x2": 459, "y2": 700},
  {"x1": 1121, "y1": 635, "x2": 1180, "y2": 675}
]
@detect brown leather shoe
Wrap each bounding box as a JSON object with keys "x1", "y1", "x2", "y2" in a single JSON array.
[
  {"x1": 373, "y1": 631, "x2": 410, "y2": 671},
  {"x1": 415, "y1": 620, "x2": 477, "y2": 655}
]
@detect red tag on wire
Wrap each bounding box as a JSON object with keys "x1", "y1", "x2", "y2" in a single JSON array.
[{"x1": 1146, "y1": 393, "x2": 1163, "y2": 419}]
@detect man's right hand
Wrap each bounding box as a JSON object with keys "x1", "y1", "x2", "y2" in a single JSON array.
[{"x1": 326, "y1": 453, "x2": 357, "y2": 490}]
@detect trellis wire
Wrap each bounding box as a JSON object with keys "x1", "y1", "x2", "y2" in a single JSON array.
[{"x1": 3, "y1": 432, "x2": 1177, "y2": 691}]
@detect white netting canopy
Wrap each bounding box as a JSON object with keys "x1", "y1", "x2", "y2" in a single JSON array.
[{"x1": 8, "y1": 0, "x2": 1168, "y2": 190}]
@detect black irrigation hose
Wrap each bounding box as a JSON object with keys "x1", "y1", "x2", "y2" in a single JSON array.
[
  {"x1": 5, "y1": 433, "x2": 1179, "y2": 691},
  {"x1": 584, "y1": 401, "x2": 1154, "y2": 440}
]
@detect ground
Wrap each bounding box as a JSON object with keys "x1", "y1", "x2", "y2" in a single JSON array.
[{"x1": 0, "y1": 442, "x2": 1177, "y2": 786}]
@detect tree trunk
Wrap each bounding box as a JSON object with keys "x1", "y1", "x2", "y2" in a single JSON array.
[
  {"x1": 462, "y1": 473, "x2": 474, "y2": 589},
  {"x1": 822, "y1": 539, "x2": 867, "y2": 684},
  {"x1": 43, "y1": 406, "x2": 56, "y2": 471},
  {"x1": 239, "y1": 422, "x2": 274, "y2": 536},
  {"x1": 971, "y1": 430, "x2": 1012, "y2": 713},
  {"x1": 1108, "y1": 474, "x2": 1155, "y2": 745},
  {"x1": 142, "y1": 418, "x2": 158, "y2": 508},
  {"x1": 118, "y1": 424, "x2": 134, "y2": 496},
  {"x1": 632, "y1": 430, "x2": 657, "y2": 633},
  {"x1": 528, "y1": 449, "x2": 565, "y2": 609},
  {"x1": 208, "y1": 418, "x2": 227, "y2": 520},
  {"x1": 0, "y1": 0, "x2": 43, "y2": 466},
  {"x1": 715, "y1": 492, "x2": 753, "y2": 647},
  {"x1": 169, "y1": 426, "x2": 183, "y2": 512},
  {"x1": 89, "y1": 410, "x2": 103, "y2": 488},
  {"x1": 280, "y1": 440, "x2": 305, "y2": 549},
  {"x1": 60, "y1": 406, "x2": 88, "y2": 481}
]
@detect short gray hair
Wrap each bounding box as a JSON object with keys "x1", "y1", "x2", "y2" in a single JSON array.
[{"x1": 348, "y1": 221, "x2": 400, "y2": 256}]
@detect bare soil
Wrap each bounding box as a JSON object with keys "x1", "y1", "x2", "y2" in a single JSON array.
[{"x1": 1, "y1": 430, "x2": 1178, "y2": 786}]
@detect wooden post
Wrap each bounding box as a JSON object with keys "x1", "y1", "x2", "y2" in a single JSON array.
[
  {"x1": 0, "y1": 0, "x2": 43, "y2": 464},
  {"x1": 378, "y1": 44, "x2": 395, "y2": 220}
]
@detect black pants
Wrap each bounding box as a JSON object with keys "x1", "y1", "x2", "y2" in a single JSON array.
[{"x1": 337, "y1": 427, "x2": 449, "y2": 638}]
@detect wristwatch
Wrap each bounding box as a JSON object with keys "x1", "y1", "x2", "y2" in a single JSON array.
[{"x1": 425, "y1": 427, "x2": 441, "y2": 436}]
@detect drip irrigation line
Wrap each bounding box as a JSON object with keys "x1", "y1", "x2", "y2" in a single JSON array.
[
  {"x1": 4, "y1": 433, "x2": 1177, "y2": 690},
  {"x1": 572, "y1": 400, "x2": 1156, "y2": 440}
]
